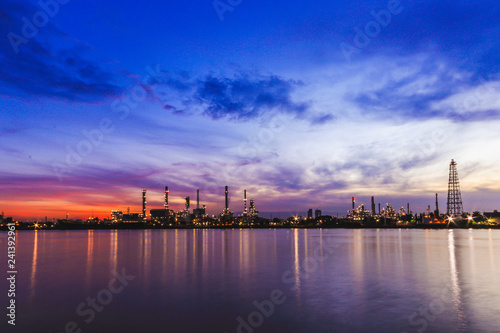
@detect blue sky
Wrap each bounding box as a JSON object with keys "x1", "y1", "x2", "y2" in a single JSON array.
[{"x1": 1, "y1": 0, "x2": 499, "y2": 218}]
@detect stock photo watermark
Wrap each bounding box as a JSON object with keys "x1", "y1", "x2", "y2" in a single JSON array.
[
  {"x1": 7, "y1": 0, "x2": 71, "y2": 53},
  {"x1": 53, "y1": 268, "x2": 135, "y2": 333},
  {"x1": 227, "y1": 235, "x2": 339, "y2": 332},
  {"x1": 340, "y1": 0, "x2": 404, "y2": 63},
  {"x1": 202, "y1": 110, "x2": 291, "y2": 197},
  {"x1": 213, "y1": 0, "x2": 243, "y2": 22},
  {"x1": 401, "y1": 285, "x2": 454, "y2": 333},
  {"x1": 5, "y1": 223, "x2": 17, "y2": 326},
  {"x1": 403, "y1": 129, "x2": 449, "y2": 169},
  {"x1": 456, "y1": 76, "x2": 496, "y2": 115},
  {"x1": 50, "y1": 65, "x2": 166, "y2": 181}
]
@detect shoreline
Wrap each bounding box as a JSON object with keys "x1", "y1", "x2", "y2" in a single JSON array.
[{"x1": 1, "y1": 223, "x2": 498, "y2": 231}]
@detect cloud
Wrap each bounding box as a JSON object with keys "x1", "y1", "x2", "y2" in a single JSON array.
[
  {"x1": 196, "y1": 74, "x2": 309, "y2": 120},
  {"x1": 256, "y1": 165, "x2": 306, "y2": 190},
  {"x1": 147, "y1": 70, "x2": 311, "y2": 121},
  {"x1": 349, "y1": 58, "x2": 458, "y2": 118},
  {"x1": 310, "y1": 114, "x2": 336, "y2": 125},
  {"x1": 0, "y1": 125, "x2": 27, "y2": 136},
  {"x1": 0, "y1": 1, "x2": 123, "y2": 102},
  {"x1": 430, "y1": 79, "x2": 500, "y2": 120},
  {"x1": 338, "y1": 55, "x2": 500, "y2": 124}
]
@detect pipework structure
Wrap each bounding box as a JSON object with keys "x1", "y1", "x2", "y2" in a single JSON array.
[
  {"x1": 446, "y1": 159, "x2": 463, "y2": 216},
  {"x1": 185, "y1": 196, "x2": 190, "y2": 213},
  {"x1": 221, "y1": 185, "x2": 233, "y2": 217}
]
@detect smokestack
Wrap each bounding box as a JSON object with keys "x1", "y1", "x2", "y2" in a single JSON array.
[
  {"x1": 407, "y1": 203, "x2": 410, "y2": 215},
  {"x1": 378, "y1": 203, "x2": 381, "y2": 215},
  {"x1": 352, "y1": 197, "x2": 355, "y2": 211},
  {"x1": 142, "y1": 189, "x2": 147, "y2": 220},
  {"x1": 164, "y1": 186, "x2": 169, "y2": 210},
  {"x1": 225, "y1": 186, "x2": 229, "y2": 210},
  {"x1": 435, "y1": 193, "x2": 439, "y2": 216},
  {"x1": 197, "y1": 188, "x2": 200, "y2": 209},
  {"x1": 371, "y1": 196, "x2": 376, "y2": 216},
  {"x1": 244, "y1": 189, "x2": 247, "y2": 215}
]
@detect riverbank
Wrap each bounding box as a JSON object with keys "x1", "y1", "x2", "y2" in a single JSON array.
[{"x1": 1, "y1": 222, "x2": 498, "y2": 231}]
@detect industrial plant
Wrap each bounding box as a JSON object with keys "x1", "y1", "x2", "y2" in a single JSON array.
[
  {"x1": 106, "y1": 185, "x2": 263, "y2": 227},
  {"x1": 2, "y1": 159, "x2": 499, "y2": 230}
]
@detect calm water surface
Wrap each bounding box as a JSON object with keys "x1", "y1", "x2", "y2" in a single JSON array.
[{"x1": 2, "y1": 229, "x2": 499, "y2": 333}]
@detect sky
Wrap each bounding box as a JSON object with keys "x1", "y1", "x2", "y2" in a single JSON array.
[{"x1": 1, "y1": 0, "x2": 500, "y2": 219}]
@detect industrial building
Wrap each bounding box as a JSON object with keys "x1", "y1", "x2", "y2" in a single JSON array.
[
  {"x1": 484, "y1": 210, "x2": 500, "y2": 224},
  {"x1": 94, "y1": 159, "x2": 495, "y2": 228},
  {"x1": 192, "y1": 189, "x2": 206, "y2": 217}
]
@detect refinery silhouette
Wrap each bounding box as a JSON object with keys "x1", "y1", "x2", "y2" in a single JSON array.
[{"x1": 1, "y1": 159, "x2": 499, "y2": 229}]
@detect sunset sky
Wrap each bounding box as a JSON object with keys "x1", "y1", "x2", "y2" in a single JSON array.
[{"x1": 1, "y1": 0, "x2": 500, "y2": 219}]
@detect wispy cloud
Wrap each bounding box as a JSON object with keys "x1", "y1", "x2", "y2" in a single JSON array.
[{"x1": 324, "y1": 54, "x2": 500, "y2": 124}]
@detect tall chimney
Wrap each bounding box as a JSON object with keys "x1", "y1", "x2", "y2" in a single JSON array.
[
  {"x1": 352, "y1": 197, "x2": 355, "y2": 211},
  {"x1": 225, "y1": 186, "x2": 229, "y2": 210},
  {"x1": 197, "y1": 188, "x2": 200, "y2": 209},
  {"x1": 371, "y1": 196, "x2": 376, "y2": 216},
  {"x1": 164, "y1": 186, "x2": 169, "y2": 210},
  {"x1": 244, "y1": 189, "x2": 247, "y2": 215},
  {"x1": 407, "y1": 203, "x2": 410, "y2": 216},
  {"x1": 435, "y1": 193, "x2": 439, "y2": 216},
  {"x1": 142, "y1": 189, "x2": 147, "y2": 220}
]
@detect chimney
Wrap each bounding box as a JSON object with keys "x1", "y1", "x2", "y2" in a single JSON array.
[
  {"x1": 225, "y1": 186, "x2": 229, "y2": 210},
  {"x1": 142, "y1": 189, "x2": 147, "y2": 220},
  {"x1": 164, "y1": 186, "x2": 169, "y2": 210},
  {"x1": 197, "y1": 188, "x2": 200, "y2": 209},
  {"x1": 435, "y1": 193, "x2": 439, "y2": 216},
  {"x1": 244, "y1": 189, "x2": 247, "y2": 215}
]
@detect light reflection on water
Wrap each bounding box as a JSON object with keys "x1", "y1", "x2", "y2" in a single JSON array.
[
  {"x1": 448, "y1": 230, "x2": 467, "y2": 330},
  {"x1": 85, "y1": 230, "x2": 94, "y2": 292},
  {"x1": 9, "y1": 229, "x2": 500, "y2": 333},
  {"x1": 29, "y1": 229, "x2": 38, "y2": 302}
]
